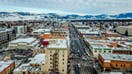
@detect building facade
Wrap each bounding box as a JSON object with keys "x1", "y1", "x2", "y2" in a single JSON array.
[
  {"x1": 0, "y1": 28, "x2": 16, "y2": 48},
  {"x1": 98, "y1": 53, "x2": 132, "y2": 71},
  {"x1": 13, "y1": 54, "x2": 46, "y2": 74},
  {"x1": 8, "y1": 37, "x2": 39, "y2": 50},
  {"x1": 12, "y1": 26, "x2": 27, "y2": 37},
  {"x1": 43, "y1": 39, "x2": 69, "y2": 74},
  {"x1": 0, "y1": 60, "x2": 15, "y2": 74},
  {"x1": 33, "y1": 39, "x2": 69, "y2": 74},
  {"x1": 116, "y1": 26, "x2": 132, "y2": 36}
]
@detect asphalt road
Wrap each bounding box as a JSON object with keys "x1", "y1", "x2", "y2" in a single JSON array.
[{"x1": 68, "y1": 22, "x2": 98, "y2": 74}]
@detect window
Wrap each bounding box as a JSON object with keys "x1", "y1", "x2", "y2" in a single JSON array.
[
  {"x1": 62, "y1": 62, "x2": 64, "y2": 64},
  {"x1": 104, "y1": 51, "x2": 106, "y2": 53},
  {"x1": 62, "y1": 51, "x2": 65, "y2": 53},
  {"x1": 50, "y1": 66, "x2": 53, "y2": 68},
  {"x1": 62, "y1": 58, "x2": 64, "y2": 61},
  {"x1": 124, "y1": 64, "x2": 125, "y2": 67},
  {"x1": 121, "y1": 64, "x2": 122, "y2": 67},
  {"x1": 109, "y1": 51, "x2": 111, "y2": 53},
  {"x1": 116, "y1": 64, "x2": 118, "y2": 67},
  {"x1": 131, "y1": 64, "x2": 132, "y2": 67},
  {"x1": 62, "y1": 69, "x2": 64, "y2": 71}
]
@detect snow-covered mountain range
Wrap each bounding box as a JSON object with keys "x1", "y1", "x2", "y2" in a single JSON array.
[{"x1": 0, "y1": 12, "x2": 132, "y2": 21}]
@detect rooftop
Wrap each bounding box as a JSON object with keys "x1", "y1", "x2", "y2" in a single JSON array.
[
  {"x1": 0, "y1": 28, "x2": 13, "y2": 33},
  {"x1": 0, "y1": 60, "x2": 14, "y2": 72},
  {"x1": 44, "y1": 39, "x2": 68, "y2": 48},
  {"x1": 33, "y1": 28, "x2": 51, "y2": 33},
  {"x1": 10, "y1": 37, "x2": 36, "y2": 44},
  {"x1": 14, "y1": 64, "x2": 40, "y2": 72},
  {"x1": 102, "y1": 72, "x2": 123, "y2": 74},
  {"x1": 78, "y1": 29, "x2": 100, "y2": 35},
  {"x1": 108, "y1": 37, "x2": 128, "y2": 41},
  {"x1": 91, "y1": 44, "x2": 111, "y2": 50},
  {"x1": 29, "y1": 54, "x2": 46, "y2": 64},
  {"x1": 118, "y1": 25, "x2": 132, "y2": 28},
  {"x1": 113, "y1": 47, "x2": 131, "y2": 51},
  {"x1": 100, "y1": 53, "x2": 132, "y2": 62}
]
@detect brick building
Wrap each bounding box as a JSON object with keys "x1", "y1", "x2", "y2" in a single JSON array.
[
  {"x1": 98, "y1": 53, "x2": 132, "y2": 71},
  {"x1": 0, "y1": 61, "x2": 15, "y2": 74}
]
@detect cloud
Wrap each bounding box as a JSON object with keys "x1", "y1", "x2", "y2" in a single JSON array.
[{"x1": 0, "y1": 0, "x2": 132, "y2": 15}]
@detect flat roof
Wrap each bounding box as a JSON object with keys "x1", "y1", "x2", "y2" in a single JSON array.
[
  {"x1": 30, "y1": 54, "x2": 46, "y2": 64},
  {"x1": 87, "y1": 39, "x2": 108, "y2": 43},
  {"x1": 100, "y1": 53, "x2": 132, "y2": 62},
  {"x1": 10, "y1": 37, "x2": 36, "y2": 44},
  {"x1": 0, "y1": 28, "x2": 13, "y2": 33},
  {"x1": 110, "y1": 72, "x2": 123, "y2": 74},
  {"x1": 46, "y1": 39, "x2": 68, "y2": 48},
  {"x1": 33, "y1": 29, "x2": 45, "y2": 32},
  {"x1": 33, "y1": 29, "x2": 51, "y2": 33},
  {"x1": 113, "y1": 47, "x2": 131, "y2": 51},
  {"x1": 108, "y1": 37, "x2": 128, "y2": 41},
  {"x1": 91, "y1": 44, "x2": 111, "y2": 49},
  {"x1": 102, "y1": 72, "x2": 123, "y2": 74},
  {"x1": 118, "y1": 26, "x2": 132, "y2": 28},
  {"x1": 14, "y1": 63, "x2": 40, "y2": 72},
  {"x1": 78, "y1": 29, "x2": 100, "y2": 35}
]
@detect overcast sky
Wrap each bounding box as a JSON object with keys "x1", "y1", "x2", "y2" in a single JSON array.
[{"x1": 0, "y1": 0, "x2": 132, "y2": 15}]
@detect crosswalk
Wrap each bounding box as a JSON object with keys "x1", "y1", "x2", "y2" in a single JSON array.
[{"x1": 79, "y1": 60, "x2": 98, "y2": 74}]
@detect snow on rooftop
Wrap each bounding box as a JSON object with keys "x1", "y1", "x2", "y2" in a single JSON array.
[
  {"x1": 108, "y1": 37, "x2": 128, "y2": 40},
  {"x1": 125, "y1": 42, "x2": 132, "y2": 45},
  {"x1": 33, "y1": 29, "x2": 45, "y2": 33},
  {"x1": 30, "y1": 54, "x2": 46, "y2": 64},
  {"x1": 14, "y1": 64, "x2": 30, "y2": 72},
  {"x1": 100, "y1": 53, "x2": 132, "y2": 61},
  {"x1": 78, "y1": 29, "x2": 100, "y2": 35},
  {"x1": 113, "y1": 47, "x2": 131, "y2": 50},
  {"x1": 118, "y1": 26, "x2": 132, "y2": 28},
  {"x1": 33, "y1": 29, "x2": 51, "y2": 34},
  {"x1": 91, "y1": 43, "x2": 110, "y2": 49},
  {"x1": 47, "y1": 39, "x2": 68, "y2": 48},
  {"x1": 10, "y1": 37, "x2": 36, "y2": 44},
  {"x1": 0, "y1": 60, "x2": 14, "y2": 72},
  {"x1": 14, "y1": 63, "x2": 41, "y2": 72},
  {"x1": 102, "y1": 72, "x2": 123, "y2": 74},
  {"x1": 0, "y1": 28, "x2": 13, "y2": 33}
]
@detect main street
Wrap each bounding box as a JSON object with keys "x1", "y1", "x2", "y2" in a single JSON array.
[{"x1": 68, "y1": 22, "x2": 98, "y2": 74}]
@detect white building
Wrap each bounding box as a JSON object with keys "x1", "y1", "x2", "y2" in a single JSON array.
[
  {"x1": 0, "y1": 28, "x2": 16, "y2": 48},
  {"x1": 13, "y1": 54, "x2": 46, "y2": 74},
  {"x1": 87, "y1": 39, "x2": 112, "y2": 57},
  {"x1": 12, "y1": 26, "x2": 27, "y2": 36},
  {"x1": 8, "y1": 37, "x2": 39, "y2": 50},
  {"x1": 32, "y1": 28, "x2": 51, "y2": 35},
  {"x1": 116, "y1": 26, "x2": 132, "y2": 36},
  {"x1": 43, "y1": 39, "x2": 69, "y2": 74}
]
